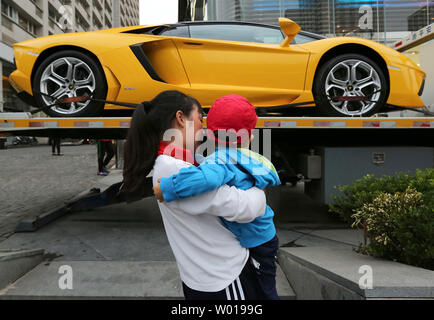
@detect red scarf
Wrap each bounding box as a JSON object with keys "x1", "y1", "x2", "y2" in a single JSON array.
[{"x1": 157, "y1": 141, "x2": 199, "y2": 167}]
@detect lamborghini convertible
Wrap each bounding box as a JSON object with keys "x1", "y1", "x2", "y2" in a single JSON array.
[{"x1": 9, "y1": 18, "x2": 426, "y2": 117}]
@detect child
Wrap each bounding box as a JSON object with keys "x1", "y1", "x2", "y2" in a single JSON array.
[{"x1": 153, "y1": 94, "x2": 281, "y2": 300}]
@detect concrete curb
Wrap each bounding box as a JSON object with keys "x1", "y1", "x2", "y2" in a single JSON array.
[
  {"x1": 0, "y1": 260, "x2": 296, "y2": 300},
  {"x1": 0, "y1": 249, "x2": 45, "y2": 290},
  {"x1": 278, "y1": 247, "x2": 434, "y2": 299},
  {"x1": 278, "y1": 249, "x2": 364, "y2": 300},
  {"x1": 276, "y1": 263, "x2": 296, "y2": 300}
]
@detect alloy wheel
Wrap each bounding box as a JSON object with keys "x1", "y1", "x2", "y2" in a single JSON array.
[
  {"x1": 39, "y1": 57, "x2": 96, "y2": 115},
  {"x1": 325, "y1": 59, "x2": 382, "y2": 116}
]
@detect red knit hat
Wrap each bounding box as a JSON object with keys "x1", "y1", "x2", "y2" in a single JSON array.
[{"x1": 207, "y1": 94, "x2": 258, "y2": 145}]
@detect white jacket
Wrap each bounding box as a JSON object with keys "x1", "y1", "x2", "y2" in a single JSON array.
[{"x1": 152, "y1": 154, "x2": 266, "y2": 292}]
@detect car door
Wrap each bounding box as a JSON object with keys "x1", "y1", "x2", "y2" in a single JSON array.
[
  {"x1": 137, "y1": 25, "x2": 191, "y2": 86},
  {"x1": 170, "y1": 23, "x2": 311, "y2": 107},
  {"x1": 100, "y1": 24, "x2": 192, "y2": 104}
]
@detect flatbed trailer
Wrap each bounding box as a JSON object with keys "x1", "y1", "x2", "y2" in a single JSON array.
[
  {"x1": 1, "y1": 114, "x2": 433, "y2": 231},
  {"x1": 0, "y1": 115, "x2": 433, "y2": 151}
]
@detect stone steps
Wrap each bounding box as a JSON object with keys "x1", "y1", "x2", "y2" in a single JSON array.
[{"x1": 0, "y1": 260, "x2": 296, "y2": 300}]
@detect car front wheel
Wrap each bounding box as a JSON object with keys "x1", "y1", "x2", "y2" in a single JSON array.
[
  {"x1": 313, "y1": 53, "x2": 388, "y2": 117},
  {"x1": 32, "y1": 50, "x2": 107, "y2": 117}
]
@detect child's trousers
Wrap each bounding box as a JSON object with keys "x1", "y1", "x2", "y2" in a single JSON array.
[
  {"x1": 249, "y1": 235, "x2": 280, "y2": 300},
  {"x1": 182, "y1": 256, "x2": 264, "y2": 300}
]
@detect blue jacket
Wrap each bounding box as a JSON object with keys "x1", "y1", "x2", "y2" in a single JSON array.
[{"x1": 159, "y1": 147, "x2": 281, "y2": 248}]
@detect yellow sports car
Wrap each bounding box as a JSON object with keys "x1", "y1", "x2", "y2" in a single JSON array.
[{"x1": 9, "y1": 18, "x2": 426, "y2": 117}]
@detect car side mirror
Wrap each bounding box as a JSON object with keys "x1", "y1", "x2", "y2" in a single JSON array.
[{"x1": 279, "y1": 17, "x2": 301, "y2": 47}]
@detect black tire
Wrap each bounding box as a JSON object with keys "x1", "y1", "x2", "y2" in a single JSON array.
[
  {"x1": 313, "y1": 53, "x2": 388, "y2": 117},
  {"x1": 32, "y1": 50, "x2": 107, "y2": 117}
]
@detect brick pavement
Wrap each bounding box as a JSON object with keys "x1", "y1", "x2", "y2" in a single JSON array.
[{"x1": 0, "y1": 143, "x2": 109, "y2": 242}]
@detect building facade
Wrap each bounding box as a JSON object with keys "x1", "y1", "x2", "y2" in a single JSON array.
[
  {"x1": 179, "y1": 0, "x2": 208, "y2": 21},
  {"x1": 207, "y1": 0, "x2": 434, "y2": 46},
  {"x1": 0, "y1": 0, "x2": 139, "y2": 112}
]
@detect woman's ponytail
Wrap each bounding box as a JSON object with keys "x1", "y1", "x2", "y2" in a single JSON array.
[{"x1": 122, "y1": 101, "x2": 159, "y2": 196}]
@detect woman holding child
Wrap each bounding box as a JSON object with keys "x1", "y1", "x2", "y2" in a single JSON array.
[{"x1": 122, "y1": 90, "x2": 280, "y2": 300}]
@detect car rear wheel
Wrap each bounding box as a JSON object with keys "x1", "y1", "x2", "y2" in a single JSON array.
[
  {"x1": 313, "y1": 53, "x2": 388, "y2": 117},
  {"x1": 33, "y1": 50, "x2": 107, "y2": 117}
]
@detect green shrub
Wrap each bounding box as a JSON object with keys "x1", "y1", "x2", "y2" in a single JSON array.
[
  {"x1": 351, "y1": 187, "x2": 434, "y2": 270},
  {"x1": 328, "y1": 168, "x2": 434, "y2": 270},
  {"x1": 329, "y1": 168, "x2": 434, "y2": 224}
]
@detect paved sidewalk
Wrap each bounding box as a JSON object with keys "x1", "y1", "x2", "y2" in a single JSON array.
[{"x1": 0, "y1": 144, "x2": 107, "y2": 242}]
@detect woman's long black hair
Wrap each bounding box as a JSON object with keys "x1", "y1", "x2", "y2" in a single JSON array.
[{"x1": 122, "y1": 90, "x2": 202, "y2": 196}]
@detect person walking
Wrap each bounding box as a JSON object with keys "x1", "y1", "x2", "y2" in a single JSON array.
[
  {"x1": 121, "y1": 90, "x2": 267, "y2": 300},
  {"x1": 51, "y1": 136, "x2": 62, "y2": 156},
  {"x1": 97, "y1": 139, "x2": 114, "y2": 176}
]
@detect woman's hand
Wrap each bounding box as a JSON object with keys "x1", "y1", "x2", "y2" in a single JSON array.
[{"x1": 153, "y1": 178, "x2": 165, "y2": 202}]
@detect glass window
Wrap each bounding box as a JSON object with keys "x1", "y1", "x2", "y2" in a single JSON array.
[
  {"x1": 11, "y1": 7, "x2": 18, "y2": 22},
  {"x1": 294, "y1": 33, "x2": 317, "y2": 44},
  {"x1": 159, "y1": 26, "x2": 190, "y2": 38},
  {"x1": 384, "y1": 0, "x2": 432, "y2": 45},
  {"x1": 28, "y1": 22, "x2": 35, "y2": 34},
  {"x1": 19, "y1": 14, "x2": 27, "y2": 29},
  {"x1": 1, "y1": 2, "x2": 8, "y2": 16},
  {"x1": 189, "y1": 24, "x2": 284, "y2": 44}
]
